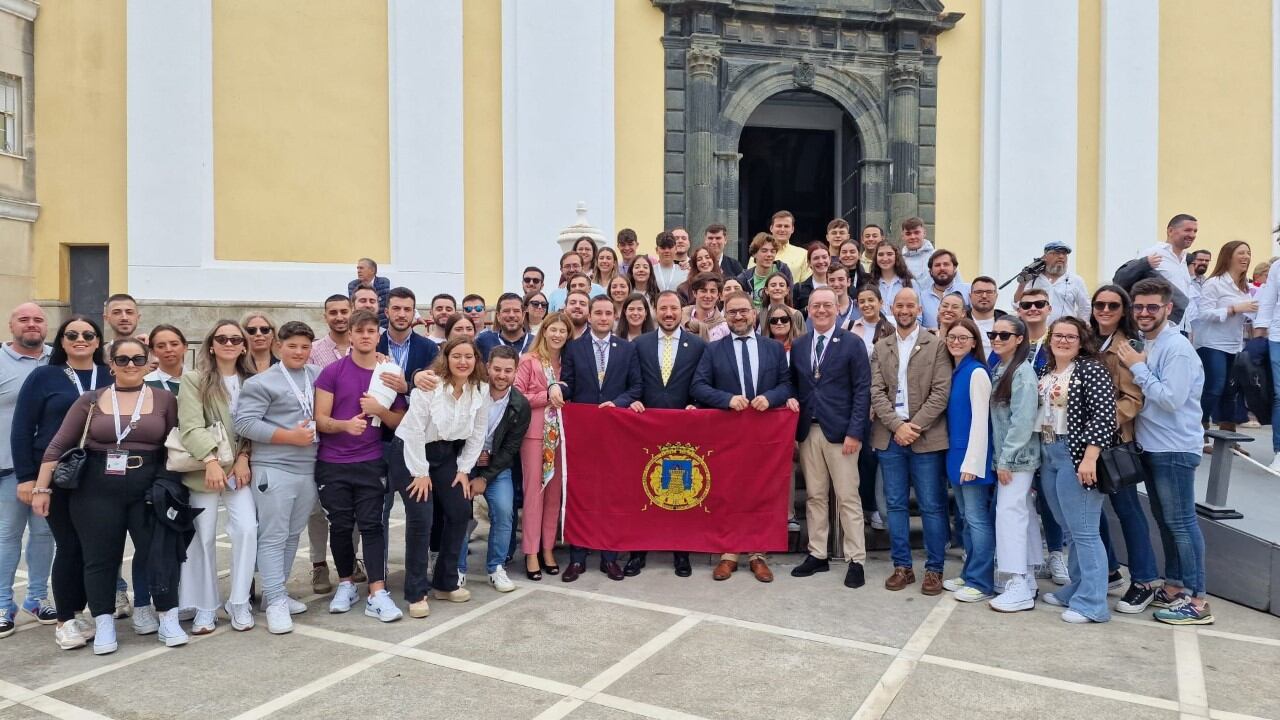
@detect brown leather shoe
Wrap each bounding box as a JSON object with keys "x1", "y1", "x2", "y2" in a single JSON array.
[
  {"x1": 749, "y1": 558, "x2": 774, "y2": 583},
  {"x1": 712, "y1": 559, "x2": 737, "y2": 581},
  {"x1": 921, "y1": 570, "x2": 943, "y2": 595},
  {"x1": 884, "y1": 566, "x2": 916, "y2": 591}
]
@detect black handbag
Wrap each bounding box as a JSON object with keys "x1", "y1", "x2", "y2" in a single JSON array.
[
  {"x1": 1097, "y1": 439, "x2": 1146, "y2": 494},
  {"x1": 52, "y1": 402, "x2": 95, "y2": 490}
]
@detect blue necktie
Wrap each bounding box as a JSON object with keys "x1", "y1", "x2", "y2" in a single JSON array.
[{"x1": 738, "y1": 337, "x2": 755, "y2": 398}]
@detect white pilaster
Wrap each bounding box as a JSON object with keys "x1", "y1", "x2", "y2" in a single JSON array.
[
  {"x1": 1099, "y1": 0, "x2": 1160, "y2": 280},
  {"x1": 1273, "y1": 0, "x2": 1280, "y2": 252},
  {"x1": 502, "y1": 0, "x2": 616, "y2": 290}
]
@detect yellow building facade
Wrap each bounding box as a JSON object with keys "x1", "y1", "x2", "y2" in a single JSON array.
[{"x1": 10, "y1": 0, "x2": 1279, "y2": 323}]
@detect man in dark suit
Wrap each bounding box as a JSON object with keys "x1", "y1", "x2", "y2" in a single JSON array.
[
  {"x1": 691, "y1": 290, "x2": 796, "y2": 582},
  {"x1": 624, "y1": 291, "x2": 707, "y2": 577},
  {"x1": 789, "y1": 287, "x2": 873, "y2": 589},
  {"x1": 380, "y1": 287, "x2": 439, "y2": 389},
  {"x1": 549, "y1": 295, "x2": 643, "y2": 582}
]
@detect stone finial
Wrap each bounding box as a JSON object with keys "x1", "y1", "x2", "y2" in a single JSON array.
[{"x1": 556, "y1": 202, "x2": 607, "y2": 255}]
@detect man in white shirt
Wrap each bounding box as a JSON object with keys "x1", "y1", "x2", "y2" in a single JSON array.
[
  {"x1": 424, "y1": 294, "x2": 456, "y2": 345},
  {"x1": 652, "y1": 232, "x2": 688, "y2": 292},
  {"x1": 1139, "y1": 213, "x2": 1199, "y2": 329},
  {"x1": 1014, "y1": 241, "x2": 1090, "y2": 324}
]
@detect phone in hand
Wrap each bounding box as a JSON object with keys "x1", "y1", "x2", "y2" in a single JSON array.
[{"x1": 1127, "y1": 338, "x2": 1145, "y2": 353}]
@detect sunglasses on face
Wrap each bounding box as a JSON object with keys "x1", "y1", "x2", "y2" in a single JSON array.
[
  {"x1": 245, "y1": 326, "x2": 273, "y2": 335},
  {"x1": 462, "y1": 305, "x2": 485, "y2": 313},
  {"x1": 63, "y1": 330, "x2": 98, "y2": 342},
  {"x1": 1018, "y1": 300, "x2": 1048, "y2": 310},
  {"x1": 986, "y1": 331, "x2": 1020, "y2": 341},
  {"x1": 522, "y1": 277, "x2": 540, "y2": 284},
  {"x1": 1132, "y1": 304, "x2": 1165, "y2": 315},
  {"x1": 1092, "y1": 301, "x2": 1122, "y2": 312},
  {"x1": 527, "y1": 300, "x2": 549, "y2": 309},
  {"x1": 768, "y1": 316, "x2": 791, "y2": 325},
  {"x1": 212, "y1": 335, "x2": 245, "y2": 346},
  {"x1": 111, "y1": 355, "x2": 149, "y2": 367}
]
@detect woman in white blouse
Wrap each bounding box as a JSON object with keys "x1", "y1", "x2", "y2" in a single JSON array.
[
  {"x1": 1194, "y1": 240, "x2": 1256, "y2": 444},
  {"x1": 396, "y1": 337, "x2": 491, "y2": 606}
]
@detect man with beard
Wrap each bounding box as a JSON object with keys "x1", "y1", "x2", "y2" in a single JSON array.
[
  {"x1": 966, "y1": 276, "x2": 1006, "y2": 358},
  {"x1": 563, "y1": 290, "x2": 590, "y2": 338},
  {"x1": 1187, "y1": 250, "x2": 1211, "y2": 287},
  {"x1": 1140, "y1": 214, "x2": 1200, "y2": 331},
  {"x1": 920, "y1": 250, "x2": 970, "y2": 329},
  {"x1": 476, "y1": 293, "x2": 533, "y2": 359},
  {"x1": 1014, "y1": 241, "x2": 1089, "y2": 324},
  {"x1": 1, "y1": 303, "x2": 53, "y2": 637},
  {"x1": 103, "y1": 294, "x2": 140, "y2": 341},
  {"x1": 425, "y1": 294, "x2": 456, "y2": 344}
]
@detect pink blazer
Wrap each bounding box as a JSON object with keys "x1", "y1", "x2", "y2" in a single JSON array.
[{"x1": 515, "y1": 353, "x2": 560, "y2": 441}]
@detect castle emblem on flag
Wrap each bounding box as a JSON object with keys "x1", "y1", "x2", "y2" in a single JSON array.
[{"x1": 642, "y1": 442, "x2": 712, "y2": 512}]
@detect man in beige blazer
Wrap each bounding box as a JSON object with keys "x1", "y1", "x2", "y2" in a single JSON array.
[{"x1": 869, "y1": 288, "x2": 953, "y2": 596}]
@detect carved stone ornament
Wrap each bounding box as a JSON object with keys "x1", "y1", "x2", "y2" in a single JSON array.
[
  {"x1": 687, "y1": 45, "x2": 721, "y2": 77},
  {"x1": 793, "y1": 60, "x2": 815, "y2": 88}
]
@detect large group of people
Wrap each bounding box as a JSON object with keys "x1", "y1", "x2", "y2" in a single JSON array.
[{"x1": 0, "y1": 210, "x2": 1253, "y2": 656}]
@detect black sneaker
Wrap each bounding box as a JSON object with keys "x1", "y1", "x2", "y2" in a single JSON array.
[
  {"x1": 844, "y1": 562, "x2": 865, "y2": 588},
  {"x1": 0, "y1": 608, "x2": 14, "y2": 639},
  {"x1": 790, "y1": 554, "x2": 830, "y2": 577},
  {"x1": 1107, "y1": 570, "x2": 1125, "y2": 592},
  {"x1": 1151, "y1": 586, "x2": 1182, "y2": 609},
  {"x1": 1115, "y1": 583, "x2": 1156, "y2": 614}
]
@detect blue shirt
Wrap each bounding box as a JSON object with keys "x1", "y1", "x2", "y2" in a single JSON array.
[
  {"x1": 1, "y1": 343, "x2": 51, "y2": 471},
  {"x1": 1130, "y1": 322, "x2": 1205, "y2": 453},
  {"x1": 474, "y1": 329, "x2": 533, "y2": 361},
  {"x1": 547, "y1": 285, "x2": 606, "y2": 312},
  {"x1": 920, "y1": 280, "x2": 971, "y2": 329}
]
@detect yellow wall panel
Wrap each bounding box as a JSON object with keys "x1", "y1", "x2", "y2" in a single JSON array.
[
  {"x1": 614, "y1": 0, "x2": 666, "y2": 251},
  {"x1": 463, "y1": 0, "x2": 504, "y2": 300},
  {"x1": 1158, "y1": 0, "x2": 1272, "y2": 255},
  {"x1": 213, "y1": 0, "x2": 389, "y2": 264},
  {"x1": 32, "y1": 0, "x2": 127, "y2": 299},
  {"x1": 934, "y1": 0, "x2": 983, "y2": 274},
  {"x1": 1075, "y1": 0, "x2": 1101, "y2": 289}
]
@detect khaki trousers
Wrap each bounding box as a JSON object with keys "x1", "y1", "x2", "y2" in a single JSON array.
[{"x1": 800, "y1": 430, "x2": 865, "y2": 562}]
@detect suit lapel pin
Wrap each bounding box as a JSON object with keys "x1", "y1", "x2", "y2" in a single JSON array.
[
  {"x1": 611, "y1": 342, "x2": 617, "y2": 348},
  {"x1": 831, "y1": 337, "x2": 839, "y2": 343}
]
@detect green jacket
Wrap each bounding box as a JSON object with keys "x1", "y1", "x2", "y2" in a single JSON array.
[{"x1": 176, "y1": 370, "x2": 248, "y2": 493}]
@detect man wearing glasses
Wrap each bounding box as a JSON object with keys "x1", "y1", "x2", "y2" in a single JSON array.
[
  {"x1": 1014, "y1": 241, "x2": 1089, "y2": 324},
  {"x1": 520, "y1": 267, "x2": 545, "y2": 295},
  {"x1": 966, "y1": 277, "x2": 1006, "y2": 358},
  {"x1": 1016, "y1": 288, "x2": 1053, "y2": 372}
]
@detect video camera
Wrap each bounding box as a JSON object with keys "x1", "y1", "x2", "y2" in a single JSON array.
[{"x1": 999, "y1": 257, "x2": 1047, "y2": 290}]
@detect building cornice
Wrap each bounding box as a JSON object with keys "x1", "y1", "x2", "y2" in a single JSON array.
[
  {"x1": 0, "y1": 196, "x2": 40, "y2": 222},
  {"x1": 0, "y1": 0, "x2": 38, "y2": 22}
]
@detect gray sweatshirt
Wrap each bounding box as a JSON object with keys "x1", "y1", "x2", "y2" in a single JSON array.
[{"x1": 234, "y1": 364, "x2": 319, "y2": 474}]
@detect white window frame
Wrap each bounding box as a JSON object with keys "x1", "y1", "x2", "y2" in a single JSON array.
[{"x1": 0, "y1": 74, "x2": 21, "y2": 156}]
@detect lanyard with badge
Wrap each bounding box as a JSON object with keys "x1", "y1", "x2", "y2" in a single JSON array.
[
  {"x1": 278, "y1": 363, "x2": 318, "y2": 443},
  {"x1": 105, "y1": 385, "x2": 146, "y2": 475},
  {"x1": 63, "y1": 366, "x2": 97, "y2": 396}
]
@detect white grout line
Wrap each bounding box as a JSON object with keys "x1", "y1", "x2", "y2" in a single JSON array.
[
  {"x1": 0, "y1": 699, "x2": 13, "y2": 712},
  {"x1": 1173, "y1": 627, "x2": 1210, "y2": 718},
  {"x1": 20, "y1": 693, "x2": 116, "y2": 720},
  {"x1": 35, "y1": 646, "x2": 173, "y2": 695},
  {"x1": 588, "y1": 693, "x2": 714, "y2": 720},
  {"x1": 1208, "y1": 709, "x2": 1276, "y2": 720},
  {"x1": 1197, "y1": 628, "x2": 1280, "y2": 648},
  {"x1": 850, "y1": 597, "x2": 957, "y2": 720},
  {"x1": 920, "y1": 654, "x2": 1181, "y2": 712},
  {"x1": 531, "y1": 582, "x2": 696, "y2": 617},
  {"x1": 706, "y1": 614, "x2": 900, "y2": 657}
]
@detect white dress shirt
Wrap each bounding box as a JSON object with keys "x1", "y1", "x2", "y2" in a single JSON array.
[
  {"x1": 731, "y1": 332, "x2": 760, "y2": 396},
  {"x1": 1194, "y1": 274, "x2": 1252, "y2": 353},
  {"x1": 1026, "y1": 272, "x2": 1090, "y2": 324},
  {"x1": 894, "y1": 324, "x2": 921, "y2": 420}
]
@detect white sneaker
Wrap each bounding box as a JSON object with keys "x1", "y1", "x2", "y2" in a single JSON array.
[
  {"x1": 942, "y1": 577, "x2": 966, "y2": 592},
  {"x1": 286, "y1": 596, "x2": 308, "y2": 615},
  {"x1": 75, "y1": 616, "x2": 96, "y2": 641},
  {"x1": 954, "y1": 586, "x2": 993, "y2": 603},
  {"x1": 432, "y1": 587, "x2": 472, "y2": 603},
  {"x1": 869, "y1": 511, "x2": 886, "y2": 531},
  {"x1": 113, "y1": 590, "x2": 132, "y2": 619},
  {"x1": 55, "y1": 621, "x2": 88, "y2": 650},
  {"x1": 93, "y1": 614, "x2": 117, "y2": 655},
  {"x1": 989, "y1": 574, "x2": 1035, "y2": 613},
  {"x1": 1042, "y1": 591, "x2": 1066, "y2": 607},
  {"x1": 458, "y1": 574, "x2": 467, "y2": 588},
  {"x1": 132, "y1": 605, "x2": 159, "y2": 635},
  {"x1": 1047, "y1": 551, "x2": 1070, "y2": 585},
  {"x1": 329, "y1": 581, "x2": 359, "y2": 613},
  {"x1": 191, "y1": 609, "x2": 217, "y2": 635},
  {"x1": 225, "y1": 601, "x2": 255, "y2": 632},
  {"x1": 157, "y1": 609, "x2": 189, "y2": 647},
  {"x1": 364, "y1": 589, "x2": 403, "y2": 623},
  {"x1": 265, "y1": 599, "x2": 293, "y2": 635},
  {"x1": 1268, "y1": 455, "x2": 1280, "y2": 473},
  {"x1": 489, "y1": 566, "x2": 516, "y2": 593},
  {"x1": 177, "y1": 607, "x2": 197, "y2": 622},
  {"x1": 1061, "y1": 608, "x2": 1093, "y2": 624}
]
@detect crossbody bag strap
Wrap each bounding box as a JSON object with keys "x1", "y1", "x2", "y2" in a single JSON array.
[{"x1": 78, "y1": 402, "x2": 96, "y2": 450}]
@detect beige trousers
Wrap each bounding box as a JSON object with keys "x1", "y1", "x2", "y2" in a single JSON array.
[{"x1": 800, "y1": 430, "x2": 865, "y2": 562}]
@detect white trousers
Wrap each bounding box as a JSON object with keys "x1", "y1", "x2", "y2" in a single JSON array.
[
  {"x1": 994, "y1": 470, "x2": 1042, "y2": 575},
  {"x1": 179, "y1": 486, "x2": 258, "y2": 610}
]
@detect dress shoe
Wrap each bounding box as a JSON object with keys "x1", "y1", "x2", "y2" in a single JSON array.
[
  {"x1": 844, "y1": 561, "x2": 865, "y2": 589},
  {"x1": 602, "y1": 561, "x2": 625, "y2": 581},
  {"x1": 712, "y1": 559, "x2": 737, "y2": 581},
  {"x1": 749, "y1": 558, "x2": 774, "y2": 583},
  {"x1": 623, "y1": 555, "x2": 646, "y2": 577},
  {"x1": 673, "y1": 553, "x2": 692, "y2": 577},
  {"x1": 561, "y1": 562, "x2": 585, "y2": 583},
  {"x1": 524, "y1": 554, "x2": 542, "y2": 581},
  {"x1": 884, "y1": 566, "x2": 916, "y2": 591},
  {"x1": 790, "y1": 554, "x2": 830, "y2": 577},
  {"x1": 921, "y1": 570, "x2": 944, "y2": 596}
]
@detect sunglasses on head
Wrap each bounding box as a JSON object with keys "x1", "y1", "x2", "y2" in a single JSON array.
[
  {"x1": 111, "y1": 354, "x2": 149, "y2": 368},
  {"x1": 986, "y1": 331, "x2": 1020, "y2": 341},
  {"x1": 462, "y1": 305, "x2": 485, "y2": 313},
  {"x1": 527, "y1": 300, "x2": 548, "y2": 309},
  {"x1": 212, "y1": 335, "x2": 245, "y2": 346},
  {"x1": 1018, "y1": 300, "x2": 1048, "y2": 310},
  {"x1": 1092, "y1": 301, "x2": 1122, "y2": 312},
  {"x1": 63, "y1": 330, "x2": 98, "y2": 342},
  {"x1": 245, "y1": 326, "x2": 273, "y2": 335},
  {"x1": 768, "y1": 316, "x2": 791, "y2": 325}
]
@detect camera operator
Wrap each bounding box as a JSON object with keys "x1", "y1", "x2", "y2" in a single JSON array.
[{"x1": 1012, "y1": 241, "x2": 1090, "y2": 323}]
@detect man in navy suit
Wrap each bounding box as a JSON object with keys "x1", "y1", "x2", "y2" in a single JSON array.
[
  {"x1": 624, "y1": 291, "x2": 707, "y2": 578},
  {"x1": 789, "y1": 287, "x2": 873, "y2": 588},
  {"x1": 691, "y1": 290, "x2": 797, "y2": 583},
  {"x1": 549, "y1": 295, "x2": 643, "y2": 582}
]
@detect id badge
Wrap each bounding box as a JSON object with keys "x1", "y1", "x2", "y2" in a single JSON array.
[
  {"x1": 105, "y1": 450, "x2": 129, "y2": 476},
  {"x1": 306, "y1": 419, "x2": 319, "y2": 444}
]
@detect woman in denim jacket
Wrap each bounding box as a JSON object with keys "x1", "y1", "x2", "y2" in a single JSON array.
[{"x1": 986, "y1": 317, "x2": 1044, "y2": 613}]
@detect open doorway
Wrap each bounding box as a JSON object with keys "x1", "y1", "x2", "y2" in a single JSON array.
[{"x1": 737, "y1": 91, "x2": 860, "y2": 258}]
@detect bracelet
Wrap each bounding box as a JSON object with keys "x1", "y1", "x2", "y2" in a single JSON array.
[{"x1": 31, "y1": 487, "x2": 52, "y2": 495}]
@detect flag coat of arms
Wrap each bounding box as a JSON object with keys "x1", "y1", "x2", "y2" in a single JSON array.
[{"x1": 561, "y1": 404, "x2": 798, "y2": 552}]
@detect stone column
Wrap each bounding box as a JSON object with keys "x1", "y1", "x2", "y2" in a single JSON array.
[
  {"x1": 858, "y1": 159, "x2": 891, "y2": 238},
  {"x1": 685, "y1": 43, "x2": 720, "y2": 240},
  {"x1": 714, "y1": 150, "x2": 742, "y2": 256},
  {"x1": 888, "y1": 64, "x2": 921, "y2": 230}
]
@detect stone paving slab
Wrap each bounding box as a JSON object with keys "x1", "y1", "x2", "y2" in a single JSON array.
[{"x1": 1200, "y1": 634, "x2": 1280, "y2": 719}]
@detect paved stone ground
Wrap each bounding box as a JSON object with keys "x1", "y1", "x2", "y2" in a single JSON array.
[{"x1": 1, "y1": 508, "x2": 1278, "y2": 720}]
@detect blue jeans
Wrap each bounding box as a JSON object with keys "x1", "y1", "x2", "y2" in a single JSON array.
[
  {"x1": 1197, "y1": 347, "x2": 1245, "y2": 424},
  {"x1": 1039, "y1": 439, "x2": 1110, "y2": 622},
  {"x1": 1270, "y1": 341, "x2": 1280, "y2": 450},
  {"x1": 0, "y1": 472, "x2": 54, "y2": 611},
  {"x1": 1105, "y1": 482, "x2": 1159, "y2": 584},
  {"x1": 878, "y1": 443, "x2": 948, "y2": 573},
  {"x1": 459, "y1": 469, "x2": 514, "y2": 574},
  {"x1": 1033, "y1": 470, "x2": 1064, "y2": 553},
  {"x1": 954, "y1": 482, "x2": 995, "y2": 594},
  {"x1": 1142, "y1": 452, "x2": 1206, "y2": 596}
]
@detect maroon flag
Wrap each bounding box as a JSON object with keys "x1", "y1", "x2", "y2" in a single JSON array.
[{"x1": 561, "y1": 404, "x2": 798, "y2": 553}]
